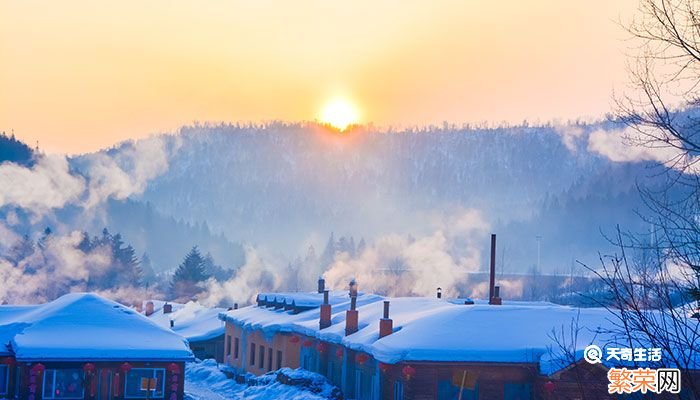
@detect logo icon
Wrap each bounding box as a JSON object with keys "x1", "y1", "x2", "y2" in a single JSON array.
[{"x1": 584, "y1": 344, "x2": 603, "y2": 364}]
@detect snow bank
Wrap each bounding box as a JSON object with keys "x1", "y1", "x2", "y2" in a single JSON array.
[{"x1": 185, "y1": 360, "x2": 338, "y2": 400}]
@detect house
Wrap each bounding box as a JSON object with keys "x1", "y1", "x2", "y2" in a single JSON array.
[
  {"x1": 0, "y1": 293, "x2": 193, "y2": 399},
  {"x1": 218, "y1": 283, "x2": 384, "y2": 378},
  {"x1": 143, "y1": 300, "x2": 226, "y2": 362}
]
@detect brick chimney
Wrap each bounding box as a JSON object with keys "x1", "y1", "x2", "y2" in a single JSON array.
[
  {"x1": 163, "y1": 303, "x2": 173, "y2": 314},
  {"x1": 379, "y1": 301, "x2": 393, "y2": 338},
  {"x1": 488, "y1": 234, "x2": 501, "y2": 305},
  {"x1": 345, "y1": 280, "x2": 359, "y2": 336},
  {"x1": 491, "y1": 285, "x2": 502, "y2": 305},
  {"x1": 320, "y1": 290, "x2": 331, "y2": 329},
  {"x1": 318, "y1": 277, "x2": 325, "y2": 294},
  {"x1": 145, "y1": 301, "x2": 155, "y2": 316}
]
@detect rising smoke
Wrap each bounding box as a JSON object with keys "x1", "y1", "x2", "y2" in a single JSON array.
[{"x1": 0, "y1": 135, "x2": 178, "y2": 304}]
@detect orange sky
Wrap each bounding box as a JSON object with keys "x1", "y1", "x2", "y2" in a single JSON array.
[{"x1": 0, "y1": 0, "x2": 637, "y2": 154}]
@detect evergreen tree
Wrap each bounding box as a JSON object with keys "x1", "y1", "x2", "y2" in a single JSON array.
[
  {"x1": 202, "y1": 252, "x2": 230, "y2": 282},
  {"x1": 171, "y1": 246, "x2": 209, "y2": 300},
  {"x1": 357, "y1": 238, "x2": 367, "y2": 256},
  {"x1": 140, "y1": 253, "x2": 157, "y2": 286},
  {"x1": 111, "y1": 234, "x2": 142, "y2": 287},
  {"x1": 320, "y1": 232, "x2": 336, "y2": 268}
]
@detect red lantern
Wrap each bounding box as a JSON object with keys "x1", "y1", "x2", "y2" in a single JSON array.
[
  {"x1": 30, "y1": 363, "x2": 45, "y2": 374},
  {"x1": 316, "y1": 342, "x2": 328, "y2": 353},
  {"x1": 302, "y1": 340, "x2": 314, "y2": 348},
  {"x1": 379, "y1": 362, "x2": 391, "y2": 373},
  {"x1": 167, "y1": 363, "x2": 180, "y2": 374},
  {"x1": 1, "y1": 357, "x2": 14, "y2": 365},
  {"x1": 289, "y1": 336, "x2": 300, "y2": 344},
  {"x1": 83, "y1": 363, "x2": 96, "y2": 374},
  {"x1": 355, "y1": 353, "x2": 369, "y2": 364},
  {"x1": 119, "y1": 362, "x2": 132, "y2": 373},
  {"x1": 543, "y1": 380, "x2": 556, "y2": 394},
  {"x1": 401, "y1": 365, "x2": 416, "y2": 380},
  {"x1": 335, "y1": 348, "x2": 344, "y2": 359}
]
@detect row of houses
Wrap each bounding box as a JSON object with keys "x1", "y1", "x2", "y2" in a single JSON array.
[
  {"x1": 219, "y1": 282, "x2": 616, "y2": 399},
  {"x1": 0, "y1": 293, "x2": 194, "y2": 399},
  {"x1": 217, "y1": 236, "x2": 700, "y2": 400}
]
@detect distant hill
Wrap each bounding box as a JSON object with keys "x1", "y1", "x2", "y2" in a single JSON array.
[
  {"x1": 0, "y1": 134, "x2": 244, "y2": 272},
  {"x1": 100, "y1": 122, "x2": 662, "y2": 271}
]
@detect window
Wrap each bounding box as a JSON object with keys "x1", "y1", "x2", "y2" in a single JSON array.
[
  {"x1": 276, "y1": 350, "x2": 282, "y2": 370},
  {"x1": 234, "y1": 337, "x2": 240, "y2": 359},
  {"x1": 258, "y1": 346, "x2": 265, "y2": 369},
  {"x1": 267, "y1": 348, "x2": 273, "y2": 371},
  {"x1": 124, "y1": 368, "x2": 165, "y2": 399},
  {"x1": 504, "y1": 383, "x2": 531, "y2": 400},
  {"x1": 0, "y1": 365, "x2": 8, "y2": 395},
  {"x1": 43, "y1": 369, "x2": 84, "y2": 399},
  {"x1": 225, "y1": 335, "x2": 231, "y2": 356},
  {"x1": 250, "y1": 343, "x2": 256, "y2": 366},
  {"x1": 354, "y1": 370, "x2": 364, "y2": 399},
  {"x1": 393, "y1": 381, "x2": 404, "y2": 400}
]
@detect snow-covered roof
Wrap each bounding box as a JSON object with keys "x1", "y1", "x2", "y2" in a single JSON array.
[
  {"x1": 222, "y1": 292, "x2": 697, "y2": 371},
  {"x1": 0, "y1": 293, "x2": 194, "y2": 362},
  {"x1": 145, "y1": 300, "x2": 226, "y2": 342},
  {"x1": 220, "y1": 292, "x2": 384, "y2": 340}
]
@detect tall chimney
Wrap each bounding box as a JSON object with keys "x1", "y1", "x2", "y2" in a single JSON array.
[
  {"x1": 379, "y1": 301, "x2": 393, "y2": 338},
  {"x1": 488, "y1": 234, "x2": 497, "y2": 305},
  {"x1": 163, "y1": 303, "x2": 173, "y2": 314},
  {"x1": 491, "y1": 285, "x2": 502, "y2": 305},
  {"x1": 320, "y1": 290, "x2": 331, "y2": 329},
  {"x1": 318, "y1": 277, "x2": 325, "y2": 294}
]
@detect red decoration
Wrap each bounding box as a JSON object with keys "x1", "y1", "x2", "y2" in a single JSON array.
[
  {"x1": 379, "y1": 362, "x2": 391, "y2": 373},
  {"x1": 289, "y1": 336, "x2": 300, "y2": 344},
  {"x1": 401, "y1": 365, "x2": 416, "y2": 380},
  {"x1": 316, "y1": 342, "x2": 328, "y2": 353},
  {"x1": 543, "y1": 380, "x2": 556, "y2": 394},
  {"x1": 119, "y1": 362, "x2": 132, "y2": 373},
  {"x1": 302, "y1": 340, "x2": 314, "y2": 348},
  {"x1": 30, "y1": 363, "x2": 45, "y2": 373},
  {"x1": 83, "y1": 363, "x2": 96, "y2": 374},
  {"x1": 1, "y1": 357, "x2": 14, "y2": 365},
  {"x1": 335, "y1": 348, "x2": 344, "y2": 359},
  {"x1": 167, "y1": 363, "x2": 180, "y2": 373},
  {"x1": 355, "y1": 353, "x2": 369, "y2": 364}
]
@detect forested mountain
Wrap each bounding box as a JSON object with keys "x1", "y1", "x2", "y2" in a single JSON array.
[
  {"x1": 1, "y1": 122, "x2": 666, "y2": 281},
  {"x1": 112, "y1": 122, "x2": 659, "y2": 271}
]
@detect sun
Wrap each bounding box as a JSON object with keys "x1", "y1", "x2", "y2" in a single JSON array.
[{"x1": 319, "y1": 98, "x2": 359, "y2": 131}]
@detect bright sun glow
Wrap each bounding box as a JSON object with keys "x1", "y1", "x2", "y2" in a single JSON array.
[{"x1": 319, "y1": 99, "x2": 359, "y2": 131}]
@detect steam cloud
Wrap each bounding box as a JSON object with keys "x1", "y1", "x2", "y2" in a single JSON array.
[
  {"x1": 0, "y1": 135, "x2": 178, "y2": 304},
  {"x1": 197, "y1": 209, "x2": 521, "y2": 306},
  {"x1": 0, "y1": 135, "x2": 178, "y2": 217}
]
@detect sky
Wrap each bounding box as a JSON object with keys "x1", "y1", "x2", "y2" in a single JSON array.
[{"x1": 1, "y1": 0, "x2": 637, "y2": 154}]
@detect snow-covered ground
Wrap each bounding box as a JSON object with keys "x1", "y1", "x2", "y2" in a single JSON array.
[{"x1": 185, "y1": 360, "x2": 338, "y2": 400}]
